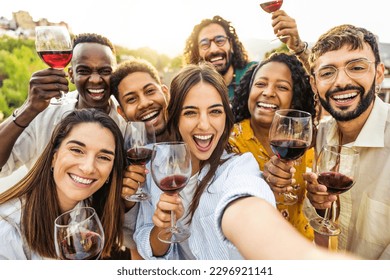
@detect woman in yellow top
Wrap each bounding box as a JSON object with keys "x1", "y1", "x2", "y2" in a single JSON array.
[{"x1": 229, "y1": 53, "x2": 317, "y2": 240}]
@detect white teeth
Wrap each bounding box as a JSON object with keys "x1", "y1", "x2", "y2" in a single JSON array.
[
  {"x1": 257, "y1": 102, "x2": 277, "y2": 109},
  {"x1": 141, "y1": 111, "x2": 158, "y2": 120},
  {"x1": 88, "y1": 89, "x2": 104, "y2": 94},
  {"x1": 333, "y1": 92, "x2": 358, "y2": 100},
  {"x1": 210, "y1": 56, "x2": 223, "y2": 62},
  {"x1": 70, "y1": 174, "x2": 94, "y2": 185},
  {"x1": 194, "y1": 135, "x2": 212, "y2": 140}
]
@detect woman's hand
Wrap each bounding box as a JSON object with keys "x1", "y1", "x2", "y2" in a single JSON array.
[
  {"x1": 152, "y1": 193, "x2": 184, "y2": 229},
  {"x1": 263, "y1": 155, "x2": 296, "y2": 195}
]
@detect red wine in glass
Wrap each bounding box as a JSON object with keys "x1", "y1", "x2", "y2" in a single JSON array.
[
  {"x1": 35, "y1": 25, "x2": 76, "y2": 105},
  {"x1": 38, "y1": 50, "x2": 73, "y2": 69},
  {"x1": 151, "y1": 142, "x2": 192, "y2": 244},
  {"x1": 54, "y1": 207, "x2": 105, "y2": 260},
  {"x1": 158, "y1": 175, "x2": 189, "y2": 195},
  {"x1": 309, "y1": 144, "x2": 359, "y2": 236},
  {"x1": 59, "y1": 231, "x2": 103, "y2": 260},
  {"x1": 124, "y1": 121, "x2": 156, "y2": 202},
  {"x1": 269, "y1": 109, "x2": 313, "y2": 205},
  {"x1": 317, "y1": 171, "x2": 354, "y2": 194},
  {"x1": 260, "y1": 0, "x2": 283, "y2": 13},
  {"x1": 270, "y1": 139, "x2": 310, "y2": 161},
  {"x1": 126, "y1": 147, "x2": 153, "y2": 165}
]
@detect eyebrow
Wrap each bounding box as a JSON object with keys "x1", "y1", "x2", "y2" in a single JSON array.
[
  {"x1": 121, "y1": 82, "x2": 155, "y2": 99},
  {"x1": 182, "y1": 103, "x2": 224, "y2": 110},
  {"x1": 66, "y1": 140, "x2": 115, "y2": 155}
]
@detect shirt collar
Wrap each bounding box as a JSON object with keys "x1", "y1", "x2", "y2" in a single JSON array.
[{"x1": 325, "y1": 97, "x2": 388, "y2": 148}]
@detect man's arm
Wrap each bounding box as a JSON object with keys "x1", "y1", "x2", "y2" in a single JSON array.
[{"x1": 0, "y1": 68, "x2": 68, "y2": 169}]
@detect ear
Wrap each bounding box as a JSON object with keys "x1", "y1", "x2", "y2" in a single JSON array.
[
  {"x1": 117, "y1": 105, "x2": 128, "y2": 121},
  {"x1": 51, "y1": 151, "x2": 58, "y2": 171},
  {"x1": 309, "y1": 75, "x2": 319, "y2": 96},
  {"x1": 68, "y1": 67, "x2": 74, "y2": 84},
  {"x1": 161, "y1": 84, "x2": 170, "y2": 104},
  {"x1": 375, "y1": 62, "x2": 385, "y2": 85}
]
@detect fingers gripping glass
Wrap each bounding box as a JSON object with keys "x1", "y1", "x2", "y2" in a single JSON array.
[
  {"x1": 199, "y1": 35, "x2": 229, "y2": 50},
  {"x1": 313, "y1": 59, "x2": 374, "y2": 84}
]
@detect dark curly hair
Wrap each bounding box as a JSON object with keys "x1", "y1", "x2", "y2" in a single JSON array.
[
  {"x1": 183, "y1": 15, "x2": 249, "y2": 69},
  {"x1": 231, "y1": 52, "x2": 317, "y2": 125},
  {"x1": 73, "y1": 33, "x2": 116, "y2": 54}
]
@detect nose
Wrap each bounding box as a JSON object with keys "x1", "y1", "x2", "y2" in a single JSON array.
[
  {"x1": 138, "y1": 95, "x2": 153, "y2": 110},
  {"x1": 333, "y1": 67, "x2": 350, "y2": 85},
  {"x1": 79, "y1": 155, "x2": 96, "y2": 175},
  {"x1": 89, "y1": 72, "x2": 102, "y2": 83},
  {"x1": 197, "y1": 112, "x2": 211, "y2": 130},
  {"x1": 261, "y1": 86, "x2": 276, "y2": 97}
]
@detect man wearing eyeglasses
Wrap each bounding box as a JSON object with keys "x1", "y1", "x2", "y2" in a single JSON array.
[
  {"x1": 183, "y1": 15, "x2": 256, "y2": 102},
  {"x1": 264, "y1": 24, "x2": 390, "y2": 259}
]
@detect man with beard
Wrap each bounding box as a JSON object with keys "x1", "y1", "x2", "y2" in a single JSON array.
[
  {"x1": 183, "y1": 15, "x2": 256, "y2": 102},
  {"x1": 263, "y1": 24, "x2": 390, "y2": 259}
]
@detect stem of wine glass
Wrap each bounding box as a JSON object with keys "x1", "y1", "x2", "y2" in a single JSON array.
[
  {"x1": 322, "y1": 203, "x2": 332, "y2": 223},
  {"x1": 171, "y1": 210, "x2": 178, "y2": 231}
]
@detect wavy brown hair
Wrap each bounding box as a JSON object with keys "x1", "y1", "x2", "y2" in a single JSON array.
[
  {"x1": 167, "y1": 62, "x2": 234, "y2": 224},
  {"x1": 0, "y1": 109, "x2": 126, "y2": 259}
]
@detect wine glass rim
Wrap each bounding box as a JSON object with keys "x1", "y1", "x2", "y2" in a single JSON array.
[
  {"x1": 275, "y1": 109, "x2": 312, "y2": 118},
  {"x1": 54, "y1": 206, "x2": 97, "y2": 227}
]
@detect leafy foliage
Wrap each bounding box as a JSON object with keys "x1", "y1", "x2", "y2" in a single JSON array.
[{"x1": 0, "y1": 35, "x2": 183, "y2": 120}]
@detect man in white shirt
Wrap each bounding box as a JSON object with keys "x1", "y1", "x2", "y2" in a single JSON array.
[
  {"x1": 0, "y1": 33, "x2": 126, "y2": 181},
  {"x1": 264, "y1": 24, "x2": 390, "y2": 259}
]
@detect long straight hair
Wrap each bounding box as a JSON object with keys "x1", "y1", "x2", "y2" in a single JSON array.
[
  {"x1": 0, "y1": 109, "x2": 126, "y2": 259},
  {"x1": 167, "y1": 63, "x2": 234, "y2": 223}
]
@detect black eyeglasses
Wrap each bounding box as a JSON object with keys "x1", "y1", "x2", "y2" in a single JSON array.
[{"x1": 198, "y1": 35, "x2": 229, "y2": 50}]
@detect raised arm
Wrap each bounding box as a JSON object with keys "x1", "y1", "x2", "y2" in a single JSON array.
[
  {"x1": 271, "y1": 10, "x2": 311, "y2": 73},
  {"x1": 0, "y1": 68, "x2": 68, "y2": 169}
]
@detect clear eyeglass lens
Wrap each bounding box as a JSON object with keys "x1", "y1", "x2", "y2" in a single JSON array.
[
  {"x1": 199, "y1": 36, "x2": 228, "y2": 50},
  {"x1": 316, "y1": 59, "x2": 373, "y2": 83}
]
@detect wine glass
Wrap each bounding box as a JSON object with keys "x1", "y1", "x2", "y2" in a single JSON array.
[
  {"x1": 151, "y1": 142, "x2": 192, "y2": 243},
  {"x1": 309, "y1": 144, "x2": 359, "y2": 236},
  {"x1": 35, "y1": 25, "x2": 77, "y2": 105},
  {"x1": 269, "y1": 109, "x2": 312, "y2": 205},
  {"x1": 54, "y1": 207, "x2": 105, "y2": 260},
  {"x1": 124, "y1": 121, "x2": 156, "y2": 202},
  {"x1": 259, "y1": 0, "x2": 289, "y2": 42}
]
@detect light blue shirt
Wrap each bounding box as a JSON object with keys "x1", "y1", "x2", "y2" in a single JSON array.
[
  {"x1": 0, "y1": 198, "x2": 46, "y2": 259},
  {"x1": 134, "y1": 152, "x2": 276, "y2": 260}
]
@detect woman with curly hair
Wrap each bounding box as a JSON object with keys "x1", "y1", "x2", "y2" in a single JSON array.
[{"x1": 229, "y1": 52, "x2": 318, "y2": 240}]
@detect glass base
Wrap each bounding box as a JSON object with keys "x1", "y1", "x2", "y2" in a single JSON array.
[
  {"x1": 158, "y1": 227, "x2": 190, "y2": 244},
  {"x1": 309, "y1": 217, "x2": 341, "y2": 236},
  {"x1": 50, "y1": 96, "x2": 78, "y2": 105},
  {"x1": 125, "y1": 192, "x2": 151, "y2": 202},
  {"x1": 276, "y1": 191, "x2": 298, "y2": 206}
]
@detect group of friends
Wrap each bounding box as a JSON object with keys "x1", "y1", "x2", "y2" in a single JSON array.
[{"x1": 0, "y1": 9, "x2": 389, "y2": 260}]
